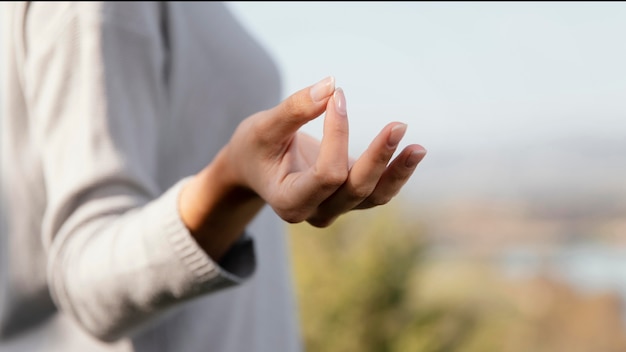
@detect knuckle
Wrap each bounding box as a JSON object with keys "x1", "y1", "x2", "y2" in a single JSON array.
[
  {"x1": 374, "y1": 150, "x2": 394, "y2": 166},
  {"x1": 244, "y1": 116, "x2": 273, "y2": 146},
  {"x1": 283, "y1": 94, "x2": 309, "y2": 119},
  {"x1": 307, "y1": 217, "x2": 334, "y2": 228},
  {"x1": 369, "y1": 194, "x2": 392, "y2": 206},
  {"x1": 331, "y1": 124, "x2": 349, "y2": 139},
  {"x1": 275, "y1": 208, "x2": 308, "y2": 224},
  {"x1": 390, "y1": 165, "x2": 411, "y2": 182},
  {"x1": 315, "y1": 168, "x2": 348, "y2": 188},
  {"x1": 346, "y1": 184, "x2": 373, "y2": 201}
]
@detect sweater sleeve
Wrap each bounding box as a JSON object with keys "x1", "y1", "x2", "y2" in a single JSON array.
[{"x1": 21, "y1": 2, "x2": 256, "y2": 342}]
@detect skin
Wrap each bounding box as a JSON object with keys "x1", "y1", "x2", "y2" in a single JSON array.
[{"x1": 179, "y1": 77, "x2": 427, "y2": 261}]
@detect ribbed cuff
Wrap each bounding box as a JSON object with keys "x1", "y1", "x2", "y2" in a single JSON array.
[{"x1": 163, "y1": 177, "x2": 256, "y2": 291}]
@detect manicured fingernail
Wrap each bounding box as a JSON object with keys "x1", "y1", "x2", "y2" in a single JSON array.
[
  {"x1": 334, "y1": 88, "x2": 347, "y2": 115},
  {"x1": 387, "y1": 123, "x2": 407, "y2": 148},
  {"x1": 405, "y1": 149, "x2": 426, "y2": 168},
  {"x1": 310, "y1": 76, "x2": 335, "y2": 103}
]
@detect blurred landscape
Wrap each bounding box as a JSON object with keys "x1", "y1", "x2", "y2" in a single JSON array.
[
  {"x1": 288, "y1": 134, "x2": 626, "y2": 351},
  {"x1": 1, "y1": 2, "x2": 624, "y2": 351}
]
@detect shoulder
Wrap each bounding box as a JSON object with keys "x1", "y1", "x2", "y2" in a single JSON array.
[{"x1": 25, "y1": 2, "x2": 164, "y2": 48}]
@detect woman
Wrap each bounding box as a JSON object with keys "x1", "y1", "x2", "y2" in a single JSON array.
[{"x1": 0, "y1": 2, "x2": 426, "y2": 351}]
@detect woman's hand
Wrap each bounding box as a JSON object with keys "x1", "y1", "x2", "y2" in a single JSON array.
[
  {"x1": 222, "y1": 76, "x2": 427, "y2": 228},
  {"x1": 180, "y1": 76, "x2": 426, "y2": 260}
]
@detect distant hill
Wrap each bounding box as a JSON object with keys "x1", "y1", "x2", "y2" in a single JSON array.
[{"x1": 405, "y1": 134, "x2": 626, "y2": 205}]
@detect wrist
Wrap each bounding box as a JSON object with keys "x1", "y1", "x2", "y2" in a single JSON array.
[
  {"x1": 181, "y1": 147, "x2": 261, "y2": 229},
  {"x1": 199, "y1": 146, "x2": 261, "y2": 206},
  {"x1": 178, "y1": 147, "x2": 264, "y2": 261}
]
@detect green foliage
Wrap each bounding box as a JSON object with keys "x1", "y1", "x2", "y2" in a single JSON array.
[
  {"x1": 288, "y1": 203, "x2": 626, "y2": 352},
  {"x1": 289, "y1": 205, "x2": 485, "y2": 352}
]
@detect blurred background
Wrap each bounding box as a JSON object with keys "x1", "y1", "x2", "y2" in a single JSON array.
[{"x1": 227, "y1": 2, "x2": 626, "y2": 351}]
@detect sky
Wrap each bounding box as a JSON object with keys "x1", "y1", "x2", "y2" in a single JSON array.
[
  {"x1": 227, "y1": 2, "x2": 626, "y2": 158},
  {"x1": 1, "y1": 3, "x2": 624, "y2": 202}
]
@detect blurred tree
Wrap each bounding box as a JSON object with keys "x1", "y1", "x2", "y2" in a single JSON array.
[
  {"x1": 289, "y1": 205, "x2": 481, "y2": 352},
  {"x1": 289, "y1": 202, "x2": 626, "y2": 352}
]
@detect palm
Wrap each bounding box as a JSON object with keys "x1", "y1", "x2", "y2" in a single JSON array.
[{"x1": 267, "y1": 132, "x2": 324, "y2": 207}]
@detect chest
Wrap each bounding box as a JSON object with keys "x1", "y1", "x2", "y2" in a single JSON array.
[{"x1": 156, "y1": 3, "x2": 282, "y2": 186}]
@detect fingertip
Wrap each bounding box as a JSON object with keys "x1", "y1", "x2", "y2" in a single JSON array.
[
  {"x1": 333, "y1": 88, "x2": 347, "y2": 116},
  {"x1": 405, "y1": 145, "x2": 427, "y2": 168},
  {"x1": 411, "y1": 144, "x2": 427, "y2": 154},
  {"x1": 310, "y1": 76, "x2": 336, "y2": 103},
  {"x1": 387, "y1": 123, "x2": 408, "y2": 149}
]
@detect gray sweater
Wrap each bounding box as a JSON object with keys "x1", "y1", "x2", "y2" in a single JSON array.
[{"x1": 0, "y1": 2, "x2": 301, "y2": 351}]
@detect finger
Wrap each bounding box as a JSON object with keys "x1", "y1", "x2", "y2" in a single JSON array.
[
  {"x1": 316, "y1": 88, "x2": 349, "y2": 177},
  {"x1": 286, "y1": 88, "x2": 350, "y2": 215},
  {"x1": 355, "y1": 144, "x2": 427, "y2": 209},
  {"x1": 257, "y1": 76, "x2": 335, "y2": 144},
  {"x1": 308, "y1": 122, "x2": 407, "y2": 224}
]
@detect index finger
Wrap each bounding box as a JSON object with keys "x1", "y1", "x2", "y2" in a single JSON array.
[{"x1": 256, "y1": 76, "x2": 335, "y2": 144}]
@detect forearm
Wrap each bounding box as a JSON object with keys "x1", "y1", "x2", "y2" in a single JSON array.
[{"x1": 48, "y1": 177, "x2": 258, "y2": 342}]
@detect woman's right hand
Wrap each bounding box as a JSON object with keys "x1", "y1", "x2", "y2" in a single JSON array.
[
  {"x1": 221, "y1": 76, "x2": 427, "y2": 228},
  {"x1": 179, "y1": 76, "x2": 426, "y2": 260}
]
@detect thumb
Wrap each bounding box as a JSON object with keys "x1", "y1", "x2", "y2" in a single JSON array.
[{"x1": 256, "y1": 76, "x2": 335, "y2": 142}]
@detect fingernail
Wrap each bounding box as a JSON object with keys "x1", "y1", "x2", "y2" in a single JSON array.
[
  {"x1": 387, "y1": 123, "x2": 407, "y2": 148},
  {"x1": 334, "y1": 88, "x2": 347, "y2": 116},
  {"x1": 405, "y1": 149, "x2": 426, "y2": 168},
  {"x1": 310, "y1": 76, "x2": 335, "y2": 103}
]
